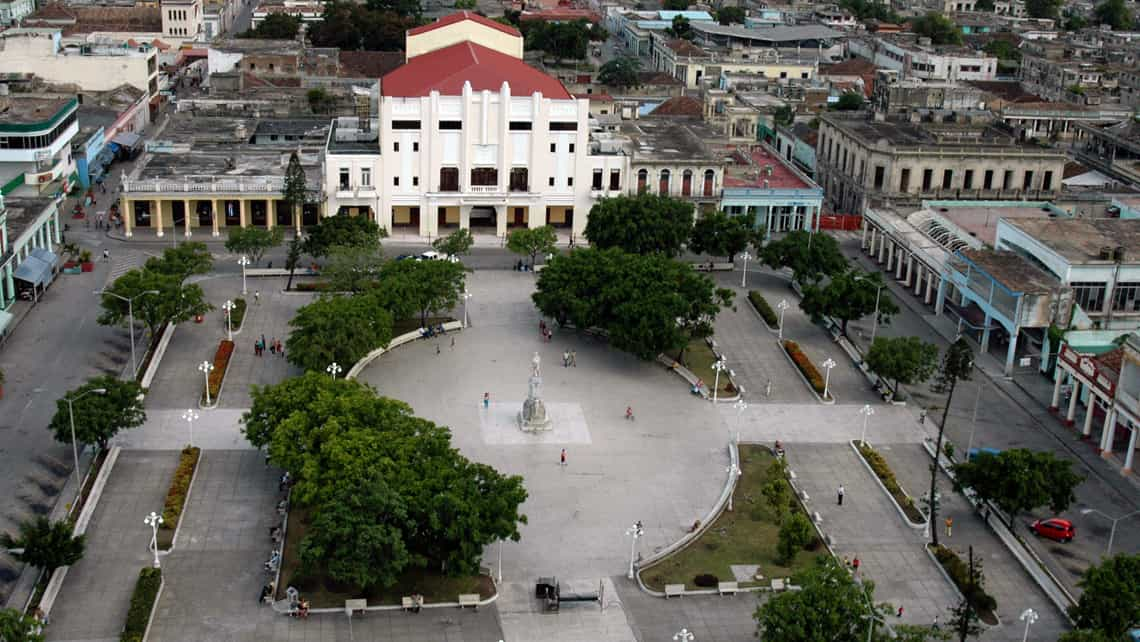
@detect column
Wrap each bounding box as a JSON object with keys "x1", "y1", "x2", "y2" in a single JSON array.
[
  {"x1": 878, "y1": 235, "x2": 887, "y2": 263},
  {"x1": 1082, "y1": 394, "x2": 1097, "y2": 437},
  {"x1": 1049, "y1": 368, "x2": 1064, "y2": 410},
  {"x1": 925, "y1": 272, "x2": 935, "y2": 305},
  {"x1": 1003, "y1": 329, "x2": 1019, "y2": 377},
  {"x1": 1065, "y1": 380, "x2": 1080, "y2": 426},
  {"x1": 52, "y1": 209, "x2": 62, "y2": 244},
  {"x1": 4, "y1": 263, "x2": 14, "y2": 306},
  {"x1": 1099, "y1": 408, "x2": 1117, "y2": 453},
  {"x1": 154, "y1": 199, "x2": 164, "y2": 238},
  {"x1": 935, "y1": 277, "x2": 948, "y2": 316},
  {"x1": 183, "y1": 199, "x2": 192, "y2": 237},
  {"x1": 861, "y1": 221, "x2": 869, "y2": 249},
  {"x1": 211, "y1": 199, "x2": 220, "y2": 237},
  {"x1": 266, "y1": 200, "x2": 275, "y2": 231},
  {"x1": 238, "y1": 198, "x2": 248, "y2": 228},
  {"x1": 459, "y1": 205, "x2": 471, "y2": 231},
  {"x1": 905, "y1": 256, "x2": 914, "y2": 287},
  {"x1": 980, "y1": 314, "x2": 993, "y2": 353},
  {"x1": 896, "y1": 250, "x2": 906, "y2": 279},
  {"x1": 1123, "y1": 427, "x2": 1137, "y2": 473},
  {"x1": 914, "y1": 265, "x2": 923, "y2": 296},
  {"x1": 495, "y1": 205, "x2": 508, "y2": 238},
  {"x1": 867, "y1": 227, "x2": 876, "y2": 254}
]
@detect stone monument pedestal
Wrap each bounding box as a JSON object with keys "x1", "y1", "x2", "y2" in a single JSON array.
[{"x1": 519, "y1": 375, "x2": 553, "y2": 432}]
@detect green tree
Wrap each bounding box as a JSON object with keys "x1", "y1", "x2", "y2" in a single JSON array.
[
  {"x1": 365, "y1": 0, "x2": 420, "y2": 18},
  {"x1": 718, "y1": 5, "x2": 746, "y2": 24},
  {"x1": 1094, "y1": 0, "x2": 1133, "y2": 29},
  {"x1": 432, "y1": 228, "x2": 474, "y2": 258},
  {"x1": 760, "y1": 230, "x2": 847, "y2": 285},
  {"x1": 662, "y1": 0, "x2": 688, "y2": 9},
  {"x1": 98, "y1": 269, "x2": 212, "y2": 337},
  {"x1": 666, "y1": 15, "x2": 694, "y2": 39},
  {"x1": 242, "y1": 371, "x2": 367, "y2": 449},
  {"x1": 49, "y1": 376, "x2": 146, "y2": 451},
  {"x1": 983, "y1": 39, "x2": 1021, "y2": 62},
  {"x1": 303, "y1": 214, "x2": 385, "y2": 258},
  {"x1": 224, "y1": 226, "x2": 284, "y2": 265},
  {"x1": 584, "y1": 193, "x2": 694, "y2": 256},
  {"x1": 0, "y1": 517, "x2": 85, "y2": 574},
  {"x1": 755, "y1": 556, "x2": 889, "y2": 642},
  {"x1": 947, "y1": 599, "x2": 983, "y2": 642},
  {"x1": 1058, "y1": 630, "x2": 1118, "y2": 642},
  {"x1": 240, "y1": 12, "x2": 301, "y2": 38},
  {"x1": 800, "y1": 270, "x2": 899, "y2": 336},
  {"x1": 688, "y1": 211, "x2": 753, "y2": 262},
  {"x1": 911, "y1": 12, "x2": 963, "y2": 45},
  {"x1": 322, "y1": 244, "x2": 385, "y2": 293},
  {"x1": 598, "y1": 56, "x2": 641, "y2": 87},
  {"x1": 839, "y1": 0, "x2": 901, "y2": 21},
  {"x1": 834, "y1": 91, "x2": 865, "y2": 111},
  {"x1": 1064, "y1": 13, "x2": 1089, "y2": 29},
  {"x1": 776, "y1": 512, "x2": 813, "y2": 564},
  {"x1": 379, "y1": 259, "x2": 467, "y2": 326},
  {"x1": 762, "y1": 478, "x2": 791, "y2": 520},
  {"x1": 1026, "y1": 0, "x2": 1063, "y2": 19},
  {"x1": 774, "y1": 104, "x2": 795, "y2": 126},
  {"x1": 0, "y1": 608, "x2": 44, "y2": 642},
  {"x1": 927, "y1": 338, "x2": 972, "y2": 547},
  {"x1": 307, "y1": 87, "x2": 335, "y2": 114},
  {"x1": 1068, "y1": 553, "x2": 1140, "y2": 638},
  {"x1": 507, "y1": 225, "x2": 558, "y2": 268},
  {"x1": 865, "y1": 336, "x2": 939, "y2": 396},
  {"x1": 524, "y1": 20, "x2": 591, "y2": 59},
  {"x1": 282, "y1": 151, "x2": 309, "y2": 228},
  {"x1": 454, "y1": 0, "x2": 476, "y2": 8},
  {"x1": 952, "y1": 449, "x2": 1084, "y2": 528},
  {"x1": 309, "y1": 1, "x2": 416, "y2": 50},
  {"x1": 284, "y1": 236, "x2": 303, "y2": 291},
  {"x1": 144, "y1": 242, "x2": 213, "y2": 281},
  {"x1": 973, "y1": 0, "x2": 994, "y2": 9},
  {"x1": 286, "y1": 295, "x2": 394, "y2": 373}
]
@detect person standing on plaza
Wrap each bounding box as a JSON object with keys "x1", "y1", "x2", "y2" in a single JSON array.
[
  {"x1": 852, "y1": 556, "x2": 860, "y2": 576},
  {"x1": 254, "y1": 291, "x2": 261, "y2": 305},
  {"x1": 945, "y1": 516, "x2": 953, "y2": 537},
  {"x1": 570, "y1": 350, "x2": 577, "y2": 367},
  {"x1": 562, "y1": 350, "x2": 570, "y2": 367},
  {"x1": 483, "y1": 392, "x2": 490, "y2": 409},
  {"x1": 837, "y1": 484, "x2": 845, "y2": 506},
  {"x1": 560, "y1": 449, "x2": 566, "y2": 466},
  {"x1": 269, "y1": 337, "x2": 276, "y2": 355}
]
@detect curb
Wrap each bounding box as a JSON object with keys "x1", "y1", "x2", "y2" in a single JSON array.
[
  {"x1": 656, "y1": 354, "x2": 742, "y2": 403},
  {"x1": 302, "y1": 589, "x2": 500, "y2": 614},
  {"x1": 141, "y1": 574, "x2": 165, "y2": 642},
  {"x1": 778, "y1": 340, "x2": 835, "y2": 405},
  {"x1": 199, "y1": 344, "x2": 234, "y2": 410},
  {"x1": 159, "y1": 449, "x2": 202, "y2": 554},
  {"x1": 744, "y1": 293, "x2": 782, "y2": 336},
  {"x1": 345, "y1": 321, "x2": 464, "y2": 380},
  {"x1": 139, "y1": 322, "x2": 176, "y2": 390},
  {"x1": 848, "y1": 440, "x2": 926, "y2": 529},
  {"x1": 922, "y1": 544, "x2": 1002, "y2": 629}
]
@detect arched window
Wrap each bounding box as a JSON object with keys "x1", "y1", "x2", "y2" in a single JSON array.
[
  {"x1": 659, "y1": 169, "x2": 671, "y2": 195},
  {"x1": 703, "y1": 169, "x2": 715, "y2": 196},
  {"x1": 682, "y1": 170, "x2": 693, "y2": 196},
  {"x1": 637, "y1": 169, "x2": 648, "y2": 194}
]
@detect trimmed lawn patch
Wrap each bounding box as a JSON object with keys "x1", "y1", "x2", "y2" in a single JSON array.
[
  {"x1": 664, "y1": 338, "x2": 736, "y2": 395},
  {"x1": 641, "y1": 446, "x2": 823, "y2": 591}
]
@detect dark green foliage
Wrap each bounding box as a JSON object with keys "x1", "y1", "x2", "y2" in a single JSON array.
[
  {"x1": 718, "y1": 6, "x2": 745, "y2": 24},
  {"x1": 777, "y1": 513, "x2": 813, "y2": 564},
  {"x1": 760, "y1": 230, "x2": 847, "y2": 285},
  {"x1": 523, "y1": 20, "x2": 591, "y2": 59},
  {"x1": 754, "y1": 556, "x2": 889, "y2": 642},
  {"x1": 378, "y1": 258, "x2": 467, "y2": 326},
  {"x1": 302, "y1": 214, "x2": 385, "y2": 257},
  {"x1": 0, "y1": 517, "x2": 85, "y2": 573},
  {"x1": 1094, "y1": 0, "x2": 1133, "y2": 29},
  {"x1": 865, "y1": 336, "x2": 939, "y2": 393},
  {"x1": 833, "y1": 91, "x2": 865, "y2": 111},
  {"x1": 929, "y1": 546, "x2": 997, "y2": 615},
  {"x1": 507, "y1": 225, "x2": 558, "y2": 267},
  {"x1": 285, "y1": 295, "x2": 394, "y2": 373},
  {"x1": 97, "y1": 269, "x2": 212, "y2": 337},
  {"x1": 598, "y1": 56, "x2": 641, "y2": 87},
  {"x1": 584, "y1": 193, "x2": 694, "y2": 256},
  {"x1": 839, "y1": 0, "x2": 902, "y2": 21},
  {"x1": 666, "y1": 15, "x2": 693, "y2": 39},
  {"x1": 800, "y1": 269, "x2": 899, "y2": 336},
  {"x1": 1067, "y1": 553, "x2": 1140, "y2": 638},
  {"x1": 0, "y1": 608, "x2": 45, "y2": 642},
  {"x1": 748, "y1": 291, "x2": 779, "y2": 329},
  {"x1": 432, "y1": 228, "x2": 474, "y2": 258},
  {"x1": 688, "y1": 211, "x2": 753, "y2": 262},
  {"x1": 928, "y1": 338, "x2": 973, "y2": 547},
  {"x1": 911, "y1": 12, "x2": 963, "y2": 45},
  {"x1": 983, "y1": 39, "x2": 1021, "y2": 62},
  {"x1": 282, "y1": 151, "x2": 309, "y2": 219},
  {"x1": 1026, "y1": 0, "x2": 1063, "y2": 19},
  {"x1": 953, "y1": 449, "x2": 1084, "y2": 526},
  {"x1": 307, "y1": 88, "x2": 335, "y2": 114},
  {"x1": 143, "y1": 242, "x2": 213, "y2": 281},
  {"x1": 49, "y1": 376, "x2": 146, "y2": 450},
  {"x1": 774, "y1": 104, "x2": 795, "y2": 126},
  {"x1": 224, "y1": 227, "x2": 284, "y2": 265},
  {"x1": 239, "y1": 13, "x2": 301, "y2": 38},
  {"x1": 308, "y1": 1, "x2": 418, "y2": 51},
  {"x1": 121, "y1": 567, "x2": 162, "y2": 642}
]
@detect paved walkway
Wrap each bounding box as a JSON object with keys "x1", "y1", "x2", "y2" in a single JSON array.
[
  {"x1": 616, "y1": 580, "x2": 763, "y2": 642},
  {"x1": 46, "y1": 450, "x2": 180, "y2": 642}
]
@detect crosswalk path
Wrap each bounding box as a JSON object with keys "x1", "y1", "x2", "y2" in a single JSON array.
[{"x1": 103, "y1": 249, "x2": 148, "y2": 286}]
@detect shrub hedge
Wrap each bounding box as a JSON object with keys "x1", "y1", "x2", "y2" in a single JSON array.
[
  {"x1": 204, "y1": 340, "x2": 234, "y2": 403},
  {"x1": 121, "y1": 567, "x2": 162, "y2": 642},
  {"x1": 929, "y1": 544, "x2": 998, "y2": 619},
  {"x1": 293, "y1": 281, "x2": 334, "y2": 292},
  {"x1": 159, "y1": 447, "x2": 201, "y2": 542},
  {"x1": 783, "y1": 340, "x2": 826, "y2": 396},
  {"x1": 229, "y1": 298, "x2": 247, "y2": 332},
  {"x1": 856, "y1": 443, "x2": 926, "y2": 523},
  {"x1": 747, "y1": 291, "x2": 779, "y2": 329}
]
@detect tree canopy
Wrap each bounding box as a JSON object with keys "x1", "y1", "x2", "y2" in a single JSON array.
[
  {"x1": 285, "y1": 294, "x2": 394, "y2": 374},
  {"x1": 0, "y1": 516, "x2": 85, "y2": 573},
  {"x1": 303, "y1": 214, "x2": 385, "y2": 258},
  {"x1": 1067, "y1": 553, "x2": 1140, "y2": 638},
  {"x1": 379, "y1": 258, "x2": 467, "y2": 326},
  {"x1": 322, "y1": 244, "x2": 386, "y2": 293},
  {"x1": 224, "y1": 226, "x2": 284, "y2": 265},
  {"x1": 49, "y1": 376, "x2": 146, "y2": 450},
  {"x1": 308, "y1": 2, "x2": 417, "y2": 51},
  {"x1": 952, "y1": 449, "x2": 1084, "y2": 526},
  {"x1": 928, "y1": 337, "x2": 973, "y2": 547},
  {"x1": 839, "y1": 0, "x2": 902, "y2": 21},
  {"x1": 800, "y1": 269, "x2": 899, "y2": 336},
  {"x1": 98, "y1": 268, "x2": 211, "y2": 337},
  {"x1": 911, "y1": 12, "x2": 963, "y2": 45},
  {"x1": 239, "y1": 12, "x2": 301, "y2": 38},
  {"x1": 282, "y1": 151, "x2": 309, "y2": 218},
  {"x1": 523, "y1": 20, "x2": 591, "y2": 59},
  {"x1": 533, "y1": 248, "x2": 733, "y2": 360},
  {"x1": 1026, "y1": 0, "x2": 1063, "y2": 19},
  {"x1": 0, "y1": 608, "x2": 44, "y2": 642},
  {"x1": 585, "y1": 194, "x2": 694, "y2": 256},
  {"x1": 143, "y1": 242, "x2": 213, "y2": 281},
  {"x1": 718, "y1": 5, "x2": 746, "y2": 24},
  {"x1": 760, "y1": 230, "x2": 847, "y2": 285},
  {"x1": 666, "y1": 15, "x2": 694, "y2": 39},
  {"x1": 507, "y1": 225, "x2": 558, "y2": 268},
  {"x1": 983, "y1": 39, "x2": 1021, "y2": 62},
  {"x1": 1094, "y1": 0, "x2": 1134, "y2": 29},
  {"x1": 833, "y1": 91, "x2": 865, "y2": 111},
  {"x1": 662, "y1": 0, "x2": 689, "y2": 9},
  {"x1": 432, "y1": 228, "x2": 474, "y2": 258},
  {"x1": 689, "y1": 211, "x2": 754, "y2": 262},
  {"x1": 864, "y1": 336, "x2": 939, "y2": 394},
  {"x1": 598, "y1": 56, "x2": 641, "y2": 87}
]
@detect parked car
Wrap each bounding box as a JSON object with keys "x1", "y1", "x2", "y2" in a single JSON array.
[
  {"x1": 419, "y1": 251, "x2": 458, "y2": 263},
  {"x1": 1029, "y1": 518, "x2": 1075, "y2": 543}
]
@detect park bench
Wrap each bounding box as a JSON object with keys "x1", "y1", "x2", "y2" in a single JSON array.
[
  {"x1": 344, "y1": 599, "x2": 366, "y2": 616},
  {"x1": 812, "y1": 511, "x2": 822, "y2": 524},
  {"x1": 458, "y1": 593, "x2": 480, "y2": 609},
  {"x1": 717, "y1": 581, "x2": 739, "y2": 596},
  {"x1": 770, "y1": 578, "x2": 786, "y2": 592},
  {"x1": 401, "y1": 597, "x2": 415, "y2": 611},
  {"x1": 664, "y1": 584, "x2": 685, "y2": 598}
]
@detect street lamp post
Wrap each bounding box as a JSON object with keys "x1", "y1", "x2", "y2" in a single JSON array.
[
  {"x1": 144, "y1": 511, "x2": 164, "y2": 568},
  {"x1": 821, "y1": 358, "x2": 837, "y2": 400},
  {"x1": 221, "y1": 300, "x2": 235, "y2": 341},
  {"x1": 966, "y1": 383, "x2": 983, "y2": 457},
  {"x1": 64, "y1": 388, "x2": 107, "y2": 489},
  {"x1": 327, "y1": 362, "x2": 342, "y2": 379},
  {"x1": 858, "y1": 404, "x2": 874, "y2": 447},
  {"x1": 712, "y1": 357, "x2": 727, "y2": 404},
  {"x1": 1019, "y1": 608, "x2": 1038, "y2": 642},
  {"x1": 238, "y1": 255, "x2": 250, "y2": 295},
  {"x1": 1080, "y1": 508, "x2": 1140, "y2": 556},
  {"x1": 497, "y1": 539, "x2": 503, "y2": 584},
  {"x1": 777, "y1": 299, "x2": 790, "y2": 341},
  {"x1": 853, "y1": 276, "x2": 886, "y2": 345},
  {"x1": 463, "y1": 289, "x2": 472, "y2": 328},
  {"x1": 673, "y1": 628, "x2": 694, "y2": 642},
  {"x1": 740, "y1": 251, "x2": 752, "y2": 288},
  {"x1": 733, "y1": 399, "x2": 747, "y2": 444},
  {"x1": 726, "y1": 464, "x2": 741, "y2": 511},
  {"x1": 97, "y1": 289, "x2": 161, "y2": 378},
  {"x1": 182, "y1": 409, "x2": 199, "y2": 448},
  {"x1": 198, "y1": 360, "x2": 214, "y2": 405},
  {"x1": 625, "y1": 521, "x2": 644, "y2": 579}
]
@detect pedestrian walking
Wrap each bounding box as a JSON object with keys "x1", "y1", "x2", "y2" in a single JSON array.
[
  {"x1": 560, "y1": 448, "x2": 566, "y2": 466},
  {"x1": 450, "y1": 336, "x2": 455, "y2": 350},
  {"x1": 625, "y1": 406, "x2": 635, "y2": 421},
  {"x1": 269, "y1": 337, "x2": 277, "y2": 355},
  {"x1": 570, "y1": 350, "x2": 577, "y2": 367},
  {"x1": 932, "y1": 615, "x2": 940, "y2": 631},
  {"x1": 897, "y1": 606, "x2": 904, "y2": 618},
  {"x1": 919, "y1": 409, "x2": 927, "y2": 424},
  {"x1": 765, "y1": 379, "x2": 772, "y2": 397},
  {"x1": 483, "y1": 392, "x2": 490, "y2": 409},
  {"x1": 276, "y1": 339, "x2": 283, "y2": 356},
  {"x1": 102, "y1": 249, "x2": 110, "y2": 262},
  {"x1": 254, "y1": 291, "x2": 261, "y2": 305},
  {"x1": 852, "y1": 556, "x2": 860, "y2": 576},
  {"x1": 562, "y1": 350, "x2": 570, "y2": 367},
  {"x1": 837, "y1": 484, "x2": 845, "y2": 506},
  {"x1": 539, "y1": 320, "x2": 546, "y2": 336},
  {"x1": 945, "y1": 517, "x2": 953, "y2": 538},
  {"x1": 436, "y1": 344, "x2": 441, "y2": 356}
]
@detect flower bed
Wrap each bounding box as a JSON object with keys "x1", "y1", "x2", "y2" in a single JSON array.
[
  {"x1": 783, "y1": 340, "x2": 827, "y2": 398},
  {"x1": 856, "y1": 442, "x2": 926, "y2": 524},
  {"x1": 203, "y1": 340, "x2": 234, "y2": 405},
  {"x1": 121, "y1": 567, "x2": 162, "y2": 642},
  {"x1": 929, "y1": 544, "x2": 999, "y2": 625},
  {"x1": 157, "y1": 446, "x2": 200, "y2": 549},
  {"x1": 293, "y1": 281, "x2": 335, "y2": 292},
  {"x1": 748, "y1": 291, "x2": 779, "y2": 329},
  {"x1": 229, "y1": 298, "x2": 247, "y2": 333}
]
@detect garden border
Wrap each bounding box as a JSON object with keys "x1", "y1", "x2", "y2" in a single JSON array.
[
  {"x1": 924, "y1": 543, "x2": 1001, "y2": 628},
  {"x1": 158, "y1": 448, "x2": 202, "y2": 553},
  {"x1": 199, "y1": 340, "x2": 235, "y2": 409},
  {"x1": 345, "y1": 321, "x2": 465, "y2": 380},
  {"x1": 778, "y1": 339, "x2": 836, "y2": 405},
  {"x1": 745, "y1": 291, "x2": 781, "y2": 335},
  {"x1": 848, "y1": 440, "x2": 926, "y2": 529},
  {"x1": 139, "y1": 322, "x2": 176, "y2": 390}
]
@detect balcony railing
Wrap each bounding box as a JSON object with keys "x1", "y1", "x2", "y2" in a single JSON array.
[
  {"x1": 124, "y1": 177, "x2": 285, "y2": 193},
  {"x1": 470, "y1": 185, "x2": 499, "y2": 193}
]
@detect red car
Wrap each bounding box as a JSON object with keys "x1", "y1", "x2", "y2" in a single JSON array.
[{"x1": 1030, "y1": 518, "x2": 1075, "y2": 543}]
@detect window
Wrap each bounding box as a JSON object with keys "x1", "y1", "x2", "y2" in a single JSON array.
[
  {"x1": 1022, "y1": 170, "x2": 1033, "y2": 191},
  {"x1": 801, "y1": 72, "x2": 809, "y2": 79},
  {"x1": 394, "y1": 141, "x2": 399, "y2": 152},
  {"x1": 549, "y1": 176, "x2": 555, "y2": 186},
  {"x1": 637, "y1": 169, "x2": 648, "y2": 193},
  {"x1": 550, "y1": 143, "x2": 557, "y2": 153},
  {"x1": 438, "y1": 121, "x2": 462, "y2": 130},
  {"x1": 569, "y1": 143, "x2": 575, "y2": 153},
  {"x1": 393, "y1": 176, "x2": 399, "y2": 186},
  {"x1": 659, "y1": 169, "x2": 671, "y2": 195},
  {"x1": 413, "y1": 142, "x2": 419, "y2": 152},
  {"x1": 567, "y1": 177, "x2": 573, "y2": 187},
  {"x1": 921, "y1": 169, "x2": 933, "y2": 191},
  {"x1": 360, "y1": 168, "x2": 371, "y2": 187},
  {"x1": 1002, "y1": 170, "x2": 1013, "y2": 190},
  {"x1": 509, "y1": 121, "x2": 533, "y2": 130},
  {"x1": 1072, "y1": 281, "x2": 1107, "y2": 313},
  {"x1": 439, "y1": 167, "x2": 459, "y2": 191},
  {"x1": 510, "y1": 167, "x2": 529, "y2": 192},
  {"x1": 873, "y1": 165, "x2": 885, "y2": 190},
  {"x1": 900, "y1": 168, "x2": 911, "y2": 192},
  {"x1": 550, "y1": 122, "x2": 578, "y2": 131},
  {"x1": 609, "y1": 169, "x2": 620, "y2": 191},
  {"x1": 1112, "y1": 282, "x2": 1140, "y2": 312},
  {"x1": 983, "y1": 169, "x2": 994, "y2": 190},
  {"x1": 682, "y1": 169, "x2": 693, "y2": 196},
  {"x1": 339, "y1": 168, "x2": 350, "y2": 189},
  {"x1": 592, "y1": 169, "x2": 603, "y2": 190},
  {"x1": 470, "y1": 167, "x2": 498, "y2": 186},
  {"x1": 1042, "y1": 170, "x2": 1053, "y2": 191},
  {"x1": 412, "y1": 176, "x2": 419, "y2": 186},
  {"x1": 703, "y1": 169, "x2": 715, "y2": 196},
  {"x1": 779, "y1": 71, "x2": 787, "y2": 79},
  {"x1": 963, "y1": 169, "x2": 974, "y2": 190},
  {"x1": 942, "y1": 169, "x2": 953, "y2": 190},
  {"x1": 392, "y1": 120, "x2": 421, "y2": 130}
]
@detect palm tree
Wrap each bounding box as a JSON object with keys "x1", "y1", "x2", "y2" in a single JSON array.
[{"x1": 0, "y1": 517, "x2": 86, "y2": 574}]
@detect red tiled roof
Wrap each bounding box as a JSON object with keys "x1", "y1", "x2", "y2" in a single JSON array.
[
  {"x1": 723, "y1": 146, "x2": 809, "y2": 190},
  {"x1": 651, "y1": 95, "x2": 703, "y2": 116},
  {"x1": 407, "y1": 10, "x2": 520, "y2": 37},
  {"x1": 574, "y1": 92, "x2": 613, "y2": 101},
  {"x1": 821, "y1": 58, "x2": 876, "y2": 75},
  {"x1": 666, "y1": 38, "x2": 706, "y2": 56},
  {"x1": 520, "y1": 9, "x2": 600, "y2": 22},
  {"x1": 338, "y1": 50, "x2": 404, "y2": 79},
  {"x1": 381, "y1": 41, "x2": 569, "y2": 98}
]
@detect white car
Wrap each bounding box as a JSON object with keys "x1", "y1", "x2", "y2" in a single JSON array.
[{"x1": 419, "y1": 251, "x2": 459, "y2": 263}]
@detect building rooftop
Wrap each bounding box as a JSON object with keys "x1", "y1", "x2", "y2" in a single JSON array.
[
  {"x1": 0, "y1": 96, "x2": 75, "y2": 127},
  {"x1": 616, "y1": 118, "x2": 721, "y2": 162},
  {"x1": 25, "y1": 3, "x2": 162, "y2": 34},
  {"x1": 820, "y1": 58, "x2": 877, "y2": 75},
  {"x1": 932, "y1": 201, "x2": 1066, "y2": 247},
  {"x1": 325, "y1": 117, "x2": 379, "y2": 155},
  {"x1": 820, "y1": 112, "x2": 1043, "y2": 149},
  {"x1": 691, "y1": 22, "x2": 844, "y2": 43},
  {"x1": 723, "y1": 145, "x2": 813, "y2": 190},
  {"x1": 650, "y1": 96, "x2": 703, "y2": 116},
  {"x1": 1003, "y1": 218, "x2": 1140, "y2": 264},
  {"x1": 381, "y1": 41, "x2": 570, "y2": 99},
  {"x1": 959, "y1": 248, "x2": 1059, "y2": 295},
  {"x1": 338, "y1": 51, "x2": 404, "y2": 79},
  {"x1": 1, "y1": 197, "x2": 57, "y2": 247},
  {"x1": 407, "y1": 11, "x2": 520, "y2": 38}
]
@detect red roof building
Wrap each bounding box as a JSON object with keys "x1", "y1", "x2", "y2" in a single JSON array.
[
  {"x1": 407, "y1": 10, "x2": 520, "y2": 37},
  {"x1": 381, "y1": 41, "x2": 570, "y2": 98}
]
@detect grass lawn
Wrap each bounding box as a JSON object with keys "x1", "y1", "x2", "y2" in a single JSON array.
[
  {"x1": 640, "y1": 446, "x2": 824, "y2": 591},
  {"x1": 277, "y1": 506, "x2": 493, "y2": 608},
  {"x1": 664, "y1": 338, "x2": 737, "y2": 395}
]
